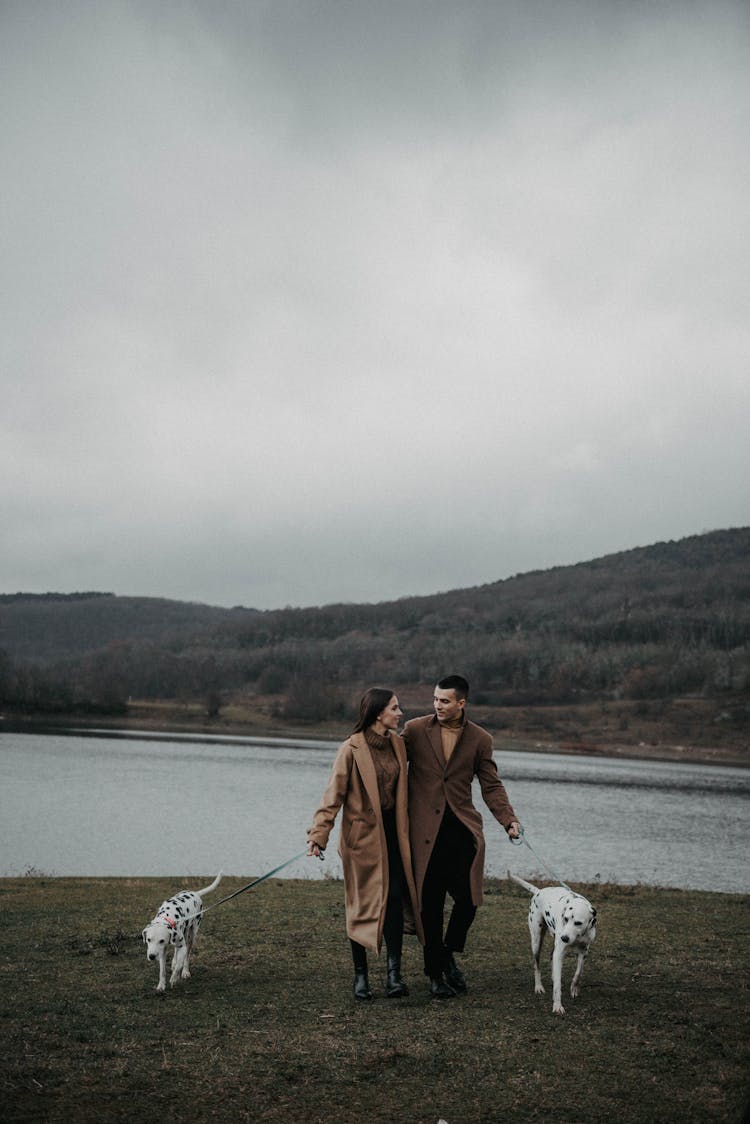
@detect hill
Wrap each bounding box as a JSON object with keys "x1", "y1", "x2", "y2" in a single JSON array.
[
  {"x1": 1, "y1": 527, "x2": 748, "y2": 757},
  {"x1": 0, "y1": 591, "x2": 232, "y2": 664}
]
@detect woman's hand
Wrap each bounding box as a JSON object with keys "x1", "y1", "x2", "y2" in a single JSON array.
[{"x1": 307, "y1": 841, "x2": 323, "y2": 858}]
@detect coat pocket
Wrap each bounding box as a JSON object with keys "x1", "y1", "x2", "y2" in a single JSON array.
[{"x1": 344, "y1": 816, "x2": 371, "y2": 851}]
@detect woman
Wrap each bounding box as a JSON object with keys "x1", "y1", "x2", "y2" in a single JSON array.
[{"x1": 307, "y1": 687, "x2": 424, "y2": 1000}]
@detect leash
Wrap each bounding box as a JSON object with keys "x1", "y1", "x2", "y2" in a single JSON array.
[
  {"x1": 197, "y1": 850, "x2": 322, "y2": 916},
  {"x1": 510, "y1": 825, "x2": 573, "y2": 892}
]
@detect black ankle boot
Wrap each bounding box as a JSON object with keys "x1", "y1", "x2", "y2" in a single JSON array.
[
  {"x1": 350, "y1": 940, "x2": 373, "y2": 1000},
  {"x1": 429, "y1": 973, "x2": 456, "y2": 1000},
  {"x1": 385, "y1": 954, "x2": 409, "y2": 998},
  {"x1": 353, "y1": 970, "x2": 373, "y2": 1000},
  {"x1": 445, "y1": 954, "x2": 467, "y2": 994}
]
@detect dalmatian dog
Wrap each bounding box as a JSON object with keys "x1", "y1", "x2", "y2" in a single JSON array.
[
  {"x1": 142, "y1": 873, "x2": 222, "y2": 992},
  {"x1": 509, "y1": 872, "x2": 597, "y2": 1015}
]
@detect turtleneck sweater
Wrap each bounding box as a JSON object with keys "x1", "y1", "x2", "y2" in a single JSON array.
[
  {"x1": 438, "y1": 714, "x2": 464, "y2": 764},
  {"x1": 364, "y1": 728, "x2": 400, "y2": 811}
]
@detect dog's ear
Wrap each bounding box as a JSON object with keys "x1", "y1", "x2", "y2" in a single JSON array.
[
  {"x1": 142, "y1": 928, "x2": 148, "y2": 943},
  {"x1": 591, "y1": 907, "x2": 597, "y2": 919}
]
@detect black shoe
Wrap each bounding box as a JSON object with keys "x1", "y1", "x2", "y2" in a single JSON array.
[
  {"x1": 385, "y1": 961, "x2": 409, "y2": 998},
  {"x1": 445, "y1": 955, "x2": 467, "y2": 994},
  {"x1": 353, "y1": 971, "x2": 373, "y2": 1001},
  {"x1": 429, "y1": 974, "x2": 456, "y2": 1000}
]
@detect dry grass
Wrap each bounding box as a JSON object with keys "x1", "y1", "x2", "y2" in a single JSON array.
[
  {"x1": 1, "y1": 876, "x2": 748, "y2": 1122},
  {"x1": 59, "y1": 695, "x2": 750, "y2": 767}
]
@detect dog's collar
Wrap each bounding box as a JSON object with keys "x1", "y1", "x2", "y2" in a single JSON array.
[{"x1": 154, "y1": 914, "x2": 177, "y2": 930}]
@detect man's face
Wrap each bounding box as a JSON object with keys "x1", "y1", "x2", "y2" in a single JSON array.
[{"x1": 433, "y1": 686, "x2": 465, "y2": 723}]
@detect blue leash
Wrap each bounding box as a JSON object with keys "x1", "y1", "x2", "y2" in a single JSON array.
[
  {"x1": 198, "y1": 849, "x2": 322, "y2": 916},
  {"x1": 510, "y1": 825, "x2": 572, "y2": 892}
]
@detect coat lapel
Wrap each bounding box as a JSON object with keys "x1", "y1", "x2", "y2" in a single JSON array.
[
  {"x1": 350, "y1": 732, "x2": 381, "y2": 811},
  {"x1": 426, "y1": 716, "x2": 445, "y2": 768},
  {"x1": 391, "y1": 733, "x2": 407, "y2": 775}
]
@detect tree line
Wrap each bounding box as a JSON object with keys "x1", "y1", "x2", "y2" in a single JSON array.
[{"x1": 1, "y1": 528, "x2": 748, "y2": 722}]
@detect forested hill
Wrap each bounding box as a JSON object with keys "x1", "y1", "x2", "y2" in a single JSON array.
[
  {"x1": 0, "y1": 591, "x2": 233, "y2": 665},
  {"x1": 1, "y1": 527, "x2": 748, "y2": 725}
]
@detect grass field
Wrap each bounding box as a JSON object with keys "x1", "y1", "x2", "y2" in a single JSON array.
[{"x1": 1, "y1": 876, "x2": 748, "y2": 1123}]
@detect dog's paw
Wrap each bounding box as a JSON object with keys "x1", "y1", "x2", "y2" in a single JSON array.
[
  {"x1": 181, "y1": 969, "x2": 191, "y2": 979},
  {"x1": 552, "y1": 1003, "x2": 566, "y2": 1016},
  {"x1": 534, "y1": 983, "x2": 546, "y2": 995},
  {"x1": 570, "y1": 982, "x2": 580, "y2": 998}
]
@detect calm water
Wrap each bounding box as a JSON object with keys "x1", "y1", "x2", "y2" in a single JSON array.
[{"x1": 1, "y1": 729, "x2": 748, "y2": 893}]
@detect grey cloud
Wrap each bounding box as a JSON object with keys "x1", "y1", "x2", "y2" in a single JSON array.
[{"x1": 1, "y1": 1, "x2": 748, "y2": 607}]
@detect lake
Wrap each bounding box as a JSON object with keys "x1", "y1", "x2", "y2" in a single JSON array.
[{"x1": 1, "y1": 729, "x2": 748, "y2": 893}]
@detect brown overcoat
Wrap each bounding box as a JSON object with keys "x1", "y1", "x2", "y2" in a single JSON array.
[
  {"x1": 404, "y1": 714, "x2": 517, "y2": 909},
  {"x1": 307, "y1": 731, "x2": 424, "y2": 953}
]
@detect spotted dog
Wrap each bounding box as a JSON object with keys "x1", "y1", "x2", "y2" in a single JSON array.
[
  {"x1": 142, "y1": 873, "x2": 222, "y2": 992},
  {"x1": 509, "y1": 872, "x2": 597, "y2": 1015}
]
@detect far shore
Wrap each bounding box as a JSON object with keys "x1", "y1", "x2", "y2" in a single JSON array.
[{"x1": 3, "y1": 699, "x2": 748, "y2": 769}]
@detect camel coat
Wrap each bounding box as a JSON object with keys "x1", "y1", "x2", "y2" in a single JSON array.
[
  {"x1": 307, "y1": 731, "x2": 424, "y2": 953},
  {"x1": 404, "y1": 715, "x2": 517, "y2": 909}
]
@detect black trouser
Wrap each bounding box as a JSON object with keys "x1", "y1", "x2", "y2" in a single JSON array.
[
  {"x1": 350, "y1": 808, "x2": 406, "y2": 970},
  {"x1": 421, "y1": 806, "x2": 477, "y2": 978}
]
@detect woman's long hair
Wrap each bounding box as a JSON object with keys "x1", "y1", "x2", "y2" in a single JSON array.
[{"x1": 351, "y1": 687, "x2": 395, "y2": 734}]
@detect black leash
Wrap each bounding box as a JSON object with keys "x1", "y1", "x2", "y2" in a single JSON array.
[
  {"x1": 510, "y1": 825, "x2": 573, "y2": 891},
  {"x1": 197, "y1": 850, "x2": 322, "y2": 916}
]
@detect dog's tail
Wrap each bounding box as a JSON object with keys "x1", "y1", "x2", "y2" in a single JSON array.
[
  {"x1": 196, "y1": 872, "x2": 223, "y2": 896},
  {"x1": 508, "y1": 870, "x2": 540, "y2": 895}
]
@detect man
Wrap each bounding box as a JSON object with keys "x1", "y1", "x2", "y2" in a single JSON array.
[{"x1": 404, "y1": 675, "x2": 520, "y2": 998}]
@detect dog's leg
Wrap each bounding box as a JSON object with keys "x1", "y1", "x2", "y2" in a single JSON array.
[
  {"x1": 180, "y1": 924, "x2": 196, "y2": 981},
  {"x1": 570, "y1": 947, "x2": 588, "y2": 998},
  {"x1": 551, "y1": 940, "x2": 568, "y2": 1015},
  {"x1": 529, "y1": 911, "x2": 546, "y2": 996},
  {"x1": 169, "y1": 942, "x2": 186, "y2": 988},
  {"x1": 177, "y1": 917, "x2": 197, "y2": 980},
  {"x1": 156, "y1": 951, "x2": 167, "y2": 993},
  {"x1": 184, "y1": 917, "x2": 200, "y2": 979}
]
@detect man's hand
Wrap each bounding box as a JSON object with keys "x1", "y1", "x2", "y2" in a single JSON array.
[
  {"x1": 507, "y1": 820, "x2": 521, "y2": 840},
  {"x1": 307, "y1": 841, "x2": 323, "y2": 858}
]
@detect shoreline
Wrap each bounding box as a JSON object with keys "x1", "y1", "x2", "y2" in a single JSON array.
[{"x1": 3, "y1": 708, "x2": 748, "y2": 769}]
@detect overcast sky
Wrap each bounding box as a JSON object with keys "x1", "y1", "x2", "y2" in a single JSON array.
[{"x1": 2, "y1": 1, "x2": 748, "y2": 610}]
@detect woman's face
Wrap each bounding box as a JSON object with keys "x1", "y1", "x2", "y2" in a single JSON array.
[{"x1": 376, "y1": 695, "x2": 403, "y2": 731}]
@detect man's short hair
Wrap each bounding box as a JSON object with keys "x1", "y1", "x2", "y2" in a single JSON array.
[{"x1": 437, "y1": 674, "x2": 469, "y2": 700}]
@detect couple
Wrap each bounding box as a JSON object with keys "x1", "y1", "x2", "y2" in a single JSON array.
[{"x1": 306, "y1": 676, "x2": 521, "y2": 1000}]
